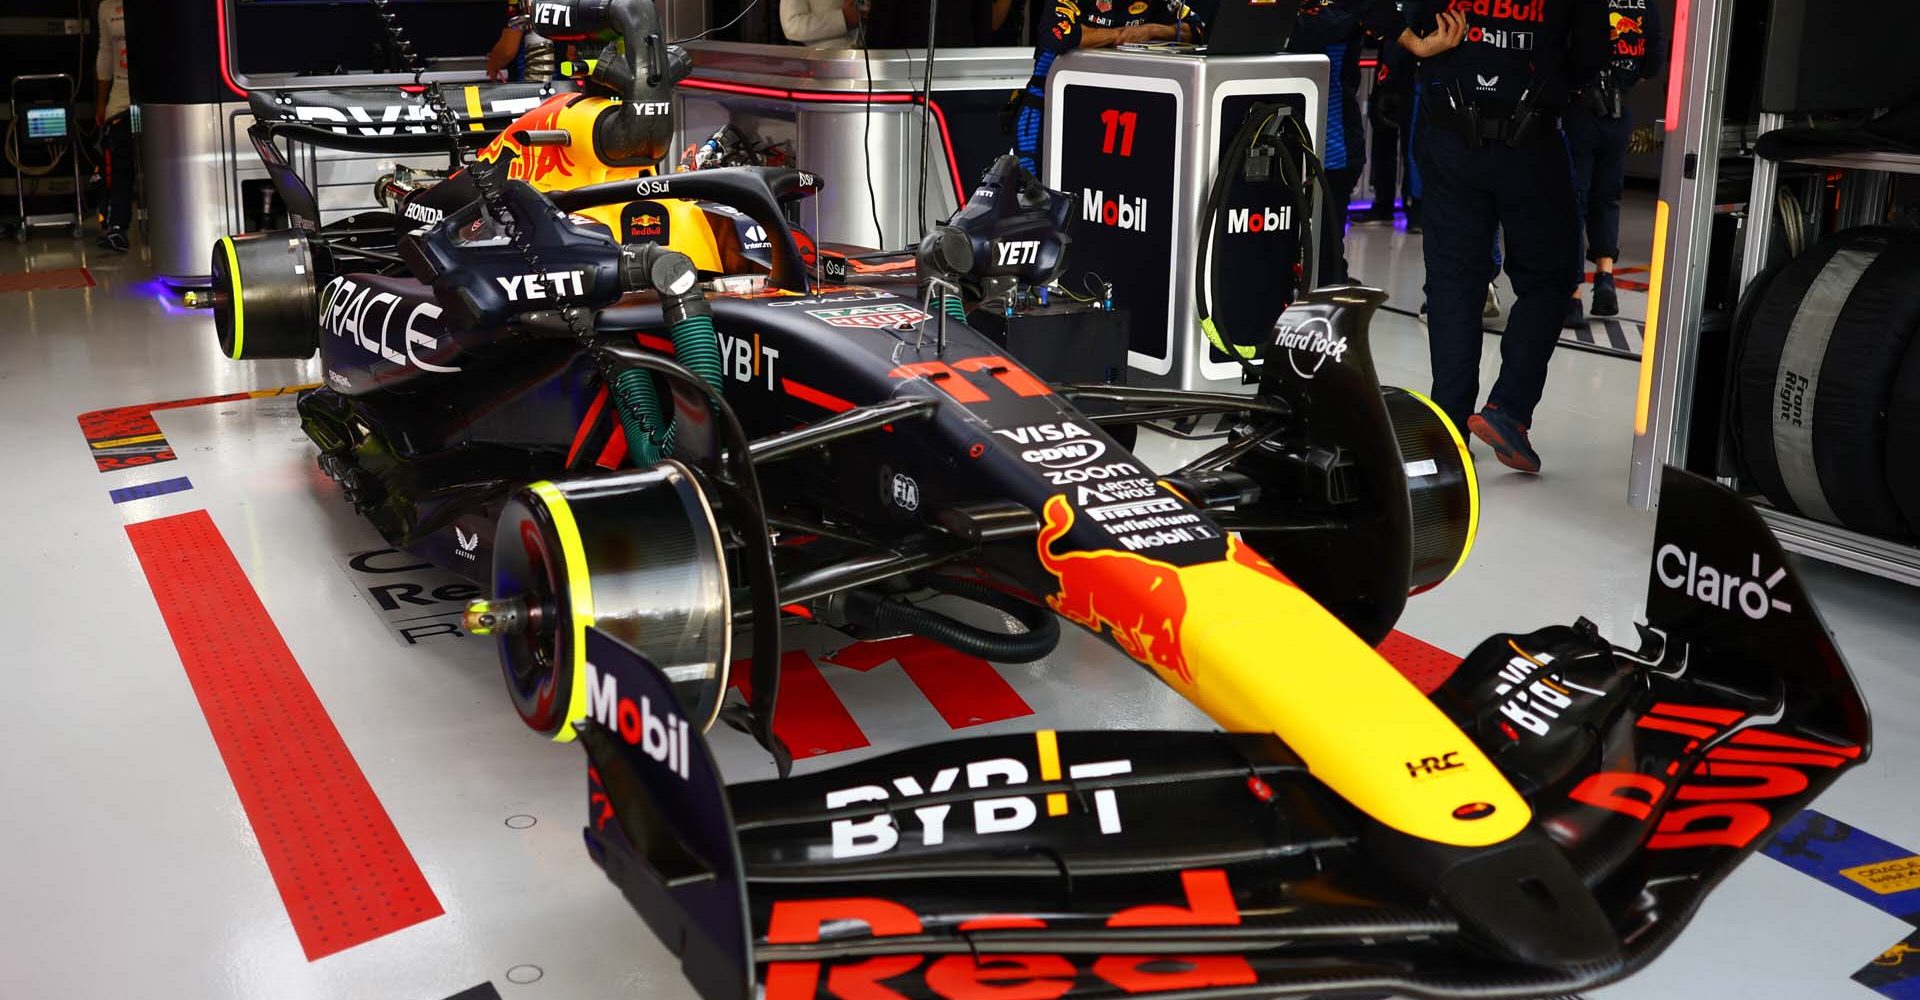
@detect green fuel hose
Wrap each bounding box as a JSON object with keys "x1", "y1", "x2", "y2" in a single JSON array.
[{"x1": 610, "y1": 311, "x2": 723, "y2": 466}]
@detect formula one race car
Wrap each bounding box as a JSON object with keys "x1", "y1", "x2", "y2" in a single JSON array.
[{"x1": 203, "y1": 1, "x2": 1870, "y2": 996}]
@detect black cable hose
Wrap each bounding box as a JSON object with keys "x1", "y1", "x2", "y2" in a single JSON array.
[{"x1": 846, "y1": 577, "x2": 1060, "y2": 663}]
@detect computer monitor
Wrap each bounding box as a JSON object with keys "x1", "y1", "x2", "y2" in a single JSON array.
[
  {"x1": 1760, "y1": 0, "x2": 1920, "y2": 113},
  {"x1": 25, "y1": 106, "x2": 68, "y2": 141},
  {"x1": 1200, "y1": 0, "x2": 1298, "y2": 57}
]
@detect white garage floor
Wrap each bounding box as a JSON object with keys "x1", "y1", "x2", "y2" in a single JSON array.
[{"x1": 2, "y1": 209, "x2": 1918, "y2": 1000}]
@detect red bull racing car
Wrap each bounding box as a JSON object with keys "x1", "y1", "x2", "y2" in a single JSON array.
[{"x1": 203, "y1": 1, "x2": 1871, "y2": 997}]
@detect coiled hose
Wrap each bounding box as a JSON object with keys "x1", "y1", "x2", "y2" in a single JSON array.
[
  {"x1": 611, "y1": 312, "x2": 723, "y2": 465},
  {"x1": 845, "y1": 577, "x2": 1060, "y2": 663}
]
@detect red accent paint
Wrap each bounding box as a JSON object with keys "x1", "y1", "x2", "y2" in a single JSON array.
[
  {"x1": 636, "y1": 332, "x2": 676, "y2": 353},
  {"x1": 215, "y1": 0, "x2": 249, "y2": 98},
  {"x1": 1651, "y1": 702, "x2": 1744, "y2": 725},
  {"x1": 826, "y1": 635, "x2": 1033, "y2": 730},
  {"x1": 1568, "y1": 770, "x2": 1664, "y2": 821},
  {"x1": 1375, "y1": 630, "x2": 1462, "y2": 694},
  {"x1": 681, "y1": 77, "x2": 966, "y2": 203},
  {"x1": 780, "y1": 603, "x2": 815, "y2": 619},
  {"x1": 1664, "y1": 0, "x2": 1688, "y2": 129},
  {"x1": 1636, "y1": 714, "x2": 1720, "y2": 740},
  {"x1": 595, "y1": 422, "x2": 629, "y2": 470},
  {"x1": 1245, "y1": 775, "x2": 1274, "y2": 802},
  {"x1": 958, "y1": 916, "x2": 1051, "y2": 931},
  {"x1": 730, "y1": 650, "x2": 870, "y2": 758},
  {"x1": 565, "y1": 387, "x2": 609, "y2": 467},
  {"x1": 126, "y1": 510, "x2": 441, "y2": 959},
  {"x1": 782, "y1": 377, "x2": 857, "y2": 413},
  {"x1": 891, "y1": 360, "x2": 991, "y2": 403},
  {"x1": 1108, "y1": 870, "x2": 1240, "y2": 927}
]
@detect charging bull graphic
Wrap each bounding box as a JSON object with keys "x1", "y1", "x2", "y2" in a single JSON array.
[
  {"x1": 1037, "y1": 496, "x2": 1195, "y2": 684},
  {"x1": 474, "y1": 94, "x2": 578, "y2": 184},
  {"x1": 1036, "y1": 496, "x2": 1295, "y2": 686},
  {"x1": 1609, "y1": 11, "x2": 1642, "y2": 40}
]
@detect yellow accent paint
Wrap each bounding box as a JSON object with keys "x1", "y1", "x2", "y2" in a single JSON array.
[
  {"x1": 1199, "y1": 316, "x2": 1258, "y2": 360},
  {"x1": 464, "y1": 85, "x2": 485, "y2": 132},
  {"x1": 1399, "y1": 387, "x2": 1479, "y2": 583},
  {"x1": 1840, "y1": 856, "x2": 1920, "y2": 895},
  {"x1": 1155, "y1": 560, "x2": 1530, "y2": 847},
  {"x1": 248, "y1": 383, "x2": 322, "y2": 398},
  {"x1": 219, "y1": 236, "x2": 244, "y2": 359},
  {"x1": 1035, "y1": 730, "x2": 1067, "y2": 816},
  {"x1": 91, "y1": 432, "x2": 167, "y2": 450},
  {"x1": 528, "y1": 480, "x2": 596, "y2": 743},
  {"x1": 1635, "y1": 199, "x2": 1671, "y2": 436}
]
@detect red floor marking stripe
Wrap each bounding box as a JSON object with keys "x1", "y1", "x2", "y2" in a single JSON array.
[
  {"x1": 126, "y1": 510, "x2": 443, "y2": 960},
  {"x1": 825, "y1": 635, "x2": 1034, "y2": 729},
  {"x1": 0, "y1": 266, "x2": 94, "y2": 292},
  {"x1": 730, "y1": 650, "x2": 869, "y2": 759},
  {"x1": 1376, "y1": 630, "x2": 1463, "y2": 694}
]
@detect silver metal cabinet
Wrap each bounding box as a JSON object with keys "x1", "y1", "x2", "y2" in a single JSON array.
[
  {"x1": 1043, "y1": 48, "x2": 1328, "y2": 393},
  {"x1": 1629, "y1": 0, "x2": 1920, "y2": 585}
]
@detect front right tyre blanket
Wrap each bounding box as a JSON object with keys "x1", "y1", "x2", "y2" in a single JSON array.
[{"x1": 1732, "y1": 226, "x2": 1920, "y2": 537}]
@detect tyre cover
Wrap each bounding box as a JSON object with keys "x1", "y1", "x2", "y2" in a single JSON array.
[
  {"x1": 1890, "y1": 336, "x2": 1920, "y2": 533},
  {"x1": 1734, "y1": 227, "x2": 1920, "y2": 537}
]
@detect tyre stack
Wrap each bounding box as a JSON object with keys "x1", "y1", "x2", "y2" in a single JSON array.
[{"x1": 1732, "y1": 226, "x2": 1920, "y2": 538}]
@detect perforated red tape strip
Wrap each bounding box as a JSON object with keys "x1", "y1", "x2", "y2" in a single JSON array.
[
  {"x1": 1376, "y1": 630, "x2": 1463, "y2": 694},
  {"x1": 126, "y1": 510, "x2": 443, "y2": 960}
]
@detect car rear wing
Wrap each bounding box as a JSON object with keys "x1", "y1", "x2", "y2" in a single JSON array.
[{"x1": 573, "y1": 467, "x2": 1869, "y2": 1000}]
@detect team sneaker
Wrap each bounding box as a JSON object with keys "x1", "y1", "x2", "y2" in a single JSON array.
[
  {"x1": 1564, "y1": 295, "x2": 1585, "y2": 329},
  {"x1": 1591, "y1": 272, "x2": 1619, "y2": 317},
  {"x1": 98, "y1": 227, "x2": 129, "y2": 253},
  {"x1": 1467, "y1": 404, "x2": 1541, "y2": 474}
]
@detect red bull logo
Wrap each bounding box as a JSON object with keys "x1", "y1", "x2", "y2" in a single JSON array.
[
  {"x1": 1036, "y1": 496, "x2": 1296, "y2": 687},
  {"x1": 474, "y1": 96, "x2": 578, "y2": 185},
  {"x1": 1037, "y1": 496, "x2": 1193, "y2": 684},
  {"x1": 1609, "y1": 11, "x2": 1642, "y2": 39}
]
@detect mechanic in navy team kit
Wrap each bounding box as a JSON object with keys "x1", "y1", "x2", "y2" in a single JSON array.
[
  {"x1": 1564, "y1": 0, "x2": 1662, "y2": 323},
  {"x1": 1357, "y1": 34, "x2": 1417, "y2": 226},
  {"x1": 1010, "y1": 0, "x2": 1207, "y2": 176},
  {"x1": 1411, "y1": 0, "x2": 1611, "y2": 474}
]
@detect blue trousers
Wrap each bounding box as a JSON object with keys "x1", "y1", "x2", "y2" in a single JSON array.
[
  {"x1": 1417, "y1": 124, "x2": 1579, "y2": 430},
  {"x1": 1563, "y1": 107, "x2": 1631, "y2": 263}
]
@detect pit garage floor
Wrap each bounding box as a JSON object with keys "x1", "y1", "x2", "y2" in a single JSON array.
[{"x1": 4, "y1": 207, "x2": 1920, "y2": 1000}]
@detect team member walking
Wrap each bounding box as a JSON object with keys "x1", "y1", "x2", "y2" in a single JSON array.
[
  {"x1": 1564, "y1": 0, "x2": 1662, "y2": 323},
  {"x1": 1356, "y1": 38, "x2": 1415, "y2": 226},
  {"x1": 1408, "y1": 0, "x2": 1610, "y2": 473}
]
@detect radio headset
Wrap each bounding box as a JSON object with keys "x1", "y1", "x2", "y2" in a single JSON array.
[{"x1": 1194, "y1": 101, "x2": 1325, "y2": 377}]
